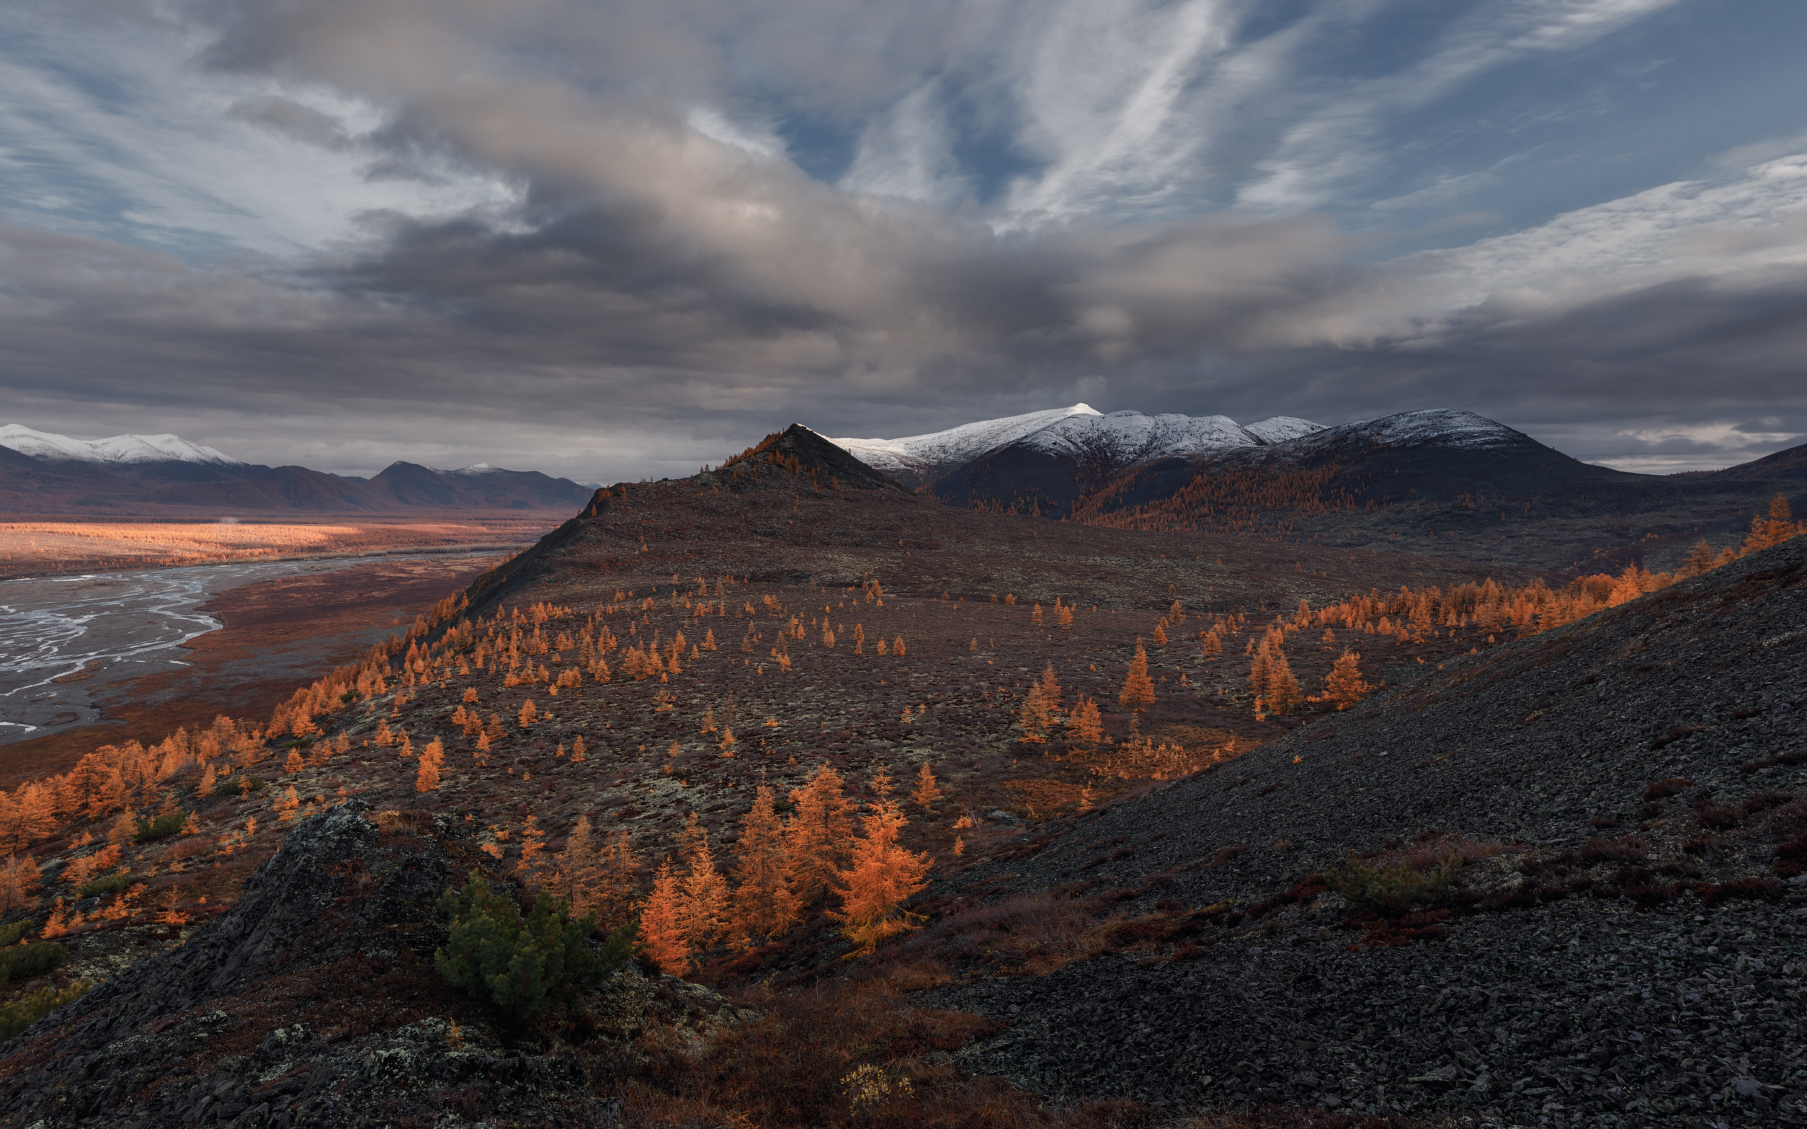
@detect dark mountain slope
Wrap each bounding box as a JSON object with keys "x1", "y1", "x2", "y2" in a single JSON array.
[
  {"x1": 459, "y1": 422, "x2": 1527, "y2": 625},
  {"x1": 0, "y1": 445, "x2": 136, "y2": 511},
  {"x1": 1711, "y1": 438, "x2": 1807, "y2": 482},
  {"x1": 1093, "y1": 409, "x2": 1641, "y2": 512},
  {"x1": 443, "y1": 466, "x2": 597, "y2": 510},
  {"x1": 363, "y1": 462, "x2": 594, "y2": 511},
  {"x1": 0, "y1": 448, "x2": 592, "y2": 515},
  {"x1": 928, "y1": 443, "x2": 1095, "y2": 516},
  {"x1": 364, "y1": 460, "x2": 465, "y2": 506},
  {"x1": 953, "y1": 531, "x2": 1806, "y2": 907},
  {"x1": 922, "y1": 409, "x2": 1640, "y2": 519},
  {"x1": 720, "y1": 424, "x2": 909, "y2": 491},
  {"x1": 141, "y1": 465, "x2": 381, "y2": 511},
  {"x1": 1056, "y1": 410, "x2": 1783, "y2": 575},
  {"x1": 921, "y1": 534, "x2": 1807, "y2": 1123}
]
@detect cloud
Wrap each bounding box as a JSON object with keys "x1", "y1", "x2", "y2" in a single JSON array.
[
  {"x1": 840, "y1": 82, "x2": 970, "y2": 204},
  {"x1": 1236, "y1": 0, "x2": 1685, "y2": 213},
  {"x1": 227, "y1": 96, "x2": 356, "y2": 150},
  {"x1": 0, "y1": 4, "x2": 515, "y2": 254},
  {"x1": 0, "y1": 0, "x2": 1802, "y2": 482}
]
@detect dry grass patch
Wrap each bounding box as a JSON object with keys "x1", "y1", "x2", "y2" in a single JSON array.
[{"x1": 615, "y1": 970, "x2": 1148, "y2": 1129}]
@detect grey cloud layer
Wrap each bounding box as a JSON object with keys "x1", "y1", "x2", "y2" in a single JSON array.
[{"x1": 0, "y1": 0, "x2": 1801, "y2": 479}]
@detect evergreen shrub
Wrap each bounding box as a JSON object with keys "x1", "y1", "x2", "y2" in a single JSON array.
[
  {"x1": 434, "y1": 877, "x2": 637, "y2": 1024},
  {"x1": 1328, "y1": 850, "x2": 1461, "y2": 910}
]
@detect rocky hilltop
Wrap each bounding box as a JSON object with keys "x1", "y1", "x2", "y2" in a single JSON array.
[{"x1": 0, "y1": 801, "x2": 737, "y2": 1128}]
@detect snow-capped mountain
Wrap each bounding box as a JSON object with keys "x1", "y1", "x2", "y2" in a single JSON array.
[
  {"x1": 0, "y1": 425, "x2": 241, "y2": 466},
  {"x1": 831, "y1": 404, "x2": 1327, "y2": 487},
  {"x1": 832, "y1": 405, "x2": 1103, "y2": 484},
  {"x1": 1244, "y1": 416, "x2": 1330, "y2": 445},
  {"x1": 1202, "y1": 409, "x2": 1527, "y2": 468},
  {"x1": 1340, "y1": 409, "x2": 1521, "y2": 451}
]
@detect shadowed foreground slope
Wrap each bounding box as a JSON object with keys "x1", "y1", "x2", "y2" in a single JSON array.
[
  {"x1": 915, "y1": 536, "x2": 1807, "y2": 1125},
  {"x1": 0, "y1": 803, "x2": 736, "y2": 1129}
]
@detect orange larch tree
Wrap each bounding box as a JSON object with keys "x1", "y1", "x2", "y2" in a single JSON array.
[
  {"x1": 910, "y1": 763, "x2": 942, "y2": 808},
  {"x1": 1069, "y1": 696, "x2": 1104, "y2": 745},
  {"x1": 546, "y1": 814, "x2": 603, "y2": 919},
  {"x1": 415, "y1": 738, "x2": 444, "y2": 793},
  {"x1": 1317, "y1": 650, "x2": 1371, "y2": 711},
  {"x1": 729, "y1": 784, "x2": 799, "y2": 948},
  {"x1": 831, "y1": 800, "x2": 931, "y2": 956},
  {"x1": 785, "y1": 764, "x2": 854, "y2": 904},
  {"x1": 678, "y1": 813, "x2": 729, "y2": 949},
  {"x1": 640, "y1": 858, "x2": 691, "y2": 974},
  {"x1": 1745, "y1": 493, "x2": 1800, "y2": 554},
  {"x1": 1118, "y1": 642, "x2": 1156, "y2": 710}
]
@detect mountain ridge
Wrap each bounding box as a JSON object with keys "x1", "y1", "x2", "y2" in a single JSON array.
[
  {"x1": 830, "y1": 404, "x2": 1329, "y2": 490},
  {"x1": 0, "y1": 424, "x2": 240, "y2": 467},
  {"x1": 0, "y1": 444, "x2": 593, "y2": 516}
]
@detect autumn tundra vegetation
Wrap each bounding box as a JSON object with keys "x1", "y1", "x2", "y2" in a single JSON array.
[{"x1": 0, "y1": 423, "x2": 1799, "y2": 1127}]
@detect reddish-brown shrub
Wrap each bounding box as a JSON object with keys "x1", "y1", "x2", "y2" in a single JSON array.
[
  {"x1": 1774, "y1": 832, "x2": 1807, "y2": 877},
  {"x1": 616, "y1": 973, "x2": 1144, "y2": 1129},
  {"x1": 1577, "y1": 836, "x2": 1648, "y2": 866},
  {"x1": 1644, "y1": 778, "x2": 1694, "y2": 801},
  {"x1": 1691, "y1": 878, "x2": 1784, "y2": 906},
  {"x1": 1346, "y1": 908, "x2": 1451, "y2": 948},
  {"x1": 1205, "y1": 845, "x2": 1246, "y2": 868},
  {"x1": 1692, "y1": 802, "x2": 1741, "y2": 831},
  {"x1": 166, "y1": 836, "x2": 214, "y2": 860},
  {"x1": 1742, "y1": 791, "x2": 1795, "y2": 815},
  {"x1": 1612, "y1": 868, "x2": 1674, "y2": 909},
  {"x1": 1649, "y1": 726, "x2": 1703, "y2": 750}
]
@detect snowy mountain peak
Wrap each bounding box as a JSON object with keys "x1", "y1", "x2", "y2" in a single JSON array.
[
  {"x1": 1245, "y1": 416, "x2": 1329, "y2": 444},
  {"x1": 831, "y1": 404, "x2": 1102, "y2": 481},
  {"x1": 0, "y1": 424, "x2": 242, "y2": 466},
  {"x1": 1346, "y1": 409, "x2": 1521, "y2": 450},
  {"x1": 450, "y1": 463, "x2": 500, "y2": 475},
  {"x1": 829, "y1": 404, "x2": 1328, "y2": 485}
]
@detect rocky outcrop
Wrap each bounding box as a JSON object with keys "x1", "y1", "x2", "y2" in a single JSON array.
[{"x1": 0, "y1": 803, "x2": 735, "y2": 1129}]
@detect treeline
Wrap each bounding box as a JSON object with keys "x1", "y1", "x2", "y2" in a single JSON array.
[
  {"x1": 541, "y1": 763, "x2": 940, "y2": 973},
  {"x1": 1201, "y1": 494, "x2": 1802, "y2": 718}
]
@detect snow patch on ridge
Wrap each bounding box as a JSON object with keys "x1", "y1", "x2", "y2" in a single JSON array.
[
  {"x1": 832, "y1": 404, "x2": 1103, "y2": 479},
  {"x1": 829, "y1": 405, "x2": 1338, "y2": 482},
  {"x1": 1017, "y1": 411, "x2": 1260, "y2": 461},
  {"x1": 1343, "y1": 409, "x2": 1520, "y2": 450},
  {"x1": 1245, "y1": 416, "x2": 1328, "y2": 444},
  {"x1": 0, "y1": 425, "x2": 241, "y2": 465}
]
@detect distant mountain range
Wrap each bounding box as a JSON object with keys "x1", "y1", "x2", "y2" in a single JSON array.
[
  {"x1": 831, "y1": 405, "x2": 1805, "y2": 513},
  {"x1": 816, "y1": 406, "x2": 1806, "y2": 575},
  {"x1": 0, "y1": 426, "x2": 593, "y2": 515}
]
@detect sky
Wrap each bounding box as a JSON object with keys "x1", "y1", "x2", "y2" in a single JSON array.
[{"x1": 1, "y1": 0, "x2": 1804, "y2": 481}]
